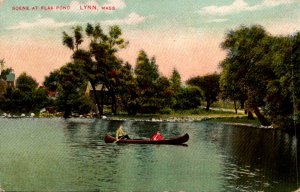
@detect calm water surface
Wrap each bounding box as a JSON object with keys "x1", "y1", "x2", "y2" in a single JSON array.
[{"x1": 0, "y1": 118, "x2": 299, "y2": 191}]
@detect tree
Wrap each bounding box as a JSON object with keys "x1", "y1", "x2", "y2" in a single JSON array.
[
  {"x1": 114, "y1": 62, "x2": 139, "y2": 115},
  {"x1": 219, "y1": 59, "x2": 247, "y2": 113},
  {"x1": 291, "y1": 33, "x2": 300, "y2": 126},
  {"x1": 219, "y1": 25, "x2": 300, "y2": 128},
  {"x1": 170, "y1": 68, "x2": 181, "y2": 97},
  {"x1": 262, "y1": 34, "x2": 300, "y2": 129},
  {"x1": 220, "y1": 25, "x2": 273, "y2": 126},
  {"x1": 1, "y1": 73, "x2": 49, "y2": 113},
  {"x1": 187, "y1": 73, "x2": 220, "y2": 111},
  {"x1": 49, "y1": 62, "x2": 91, "y2": 118},
  {"x1": 33, "y1": 87, "x2": 50, "y2": 112},
  {"x1": 170, "y1": 68, "x2": 181, "y2": 91},
  {"x1": 174, "y1": 86, "x2": 202, "y2": 110},
  {"x1": 0, "y1": 59, "x2": 13, "y2": 80},
  {"x1": 14, "y1": 73, "x2": 38, "y2": 112},
  {"x1": 0, "y1": 79, "x2": 7, "y2": 105},
  {"x1": 16, "y1": 72, "x2": 38, "y2": 92},
  {"x1": 0, "y1": 68, "x2": 12, "y2": 80},
  {"x1": 134, "y1": 50, "x2": 160, "y2": 113},
  {"x1": 63, "y1": 23, "x2": 127, "y2": 116},
  {"x1": 0, "y1": 59, "x2": 4, "y2": 74},
  {"x1": 44, "y1": 70, "x2": 60, "y2": 91},
  {"x1": 135, "y1": 50, "x2": 159, "y2": 89},
  {"x1": 155, "y1": 76, "x2": 175, "y2": 111}
]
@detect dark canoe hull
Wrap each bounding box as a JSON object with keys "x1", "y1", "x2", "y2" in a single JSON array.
[{"x1": 104, "y1": 133, "x2": 189, "y2": 145}]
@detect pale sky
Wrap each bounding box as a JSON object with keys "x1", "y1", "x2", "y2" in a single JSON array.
[{"x1": 1, "y1": 0, "x2": 300, "y2": 83}]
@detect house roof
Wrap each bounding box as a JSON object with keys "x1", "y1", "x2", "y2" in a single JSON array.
[
  {"x1": 85, "y1": 82, "x2": 108, "y2": 95},
  {"x1": 6, "y1": 72, "x2": 15, "y2": 82}
]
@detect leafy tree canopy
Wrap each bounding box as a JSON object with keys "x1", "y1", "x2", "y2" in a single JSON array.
[
  {"x1": 16, "y1": 72, "x2": 38, "y2": 92},
  {"x1": 187, "y1": 73, "x2": 220, "y2": 110}
]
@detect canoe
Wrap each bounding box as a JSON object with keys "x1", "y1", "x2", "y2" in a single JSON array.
[{"x1": 104, "y1": 133, "x2": 189, "y2": 145}]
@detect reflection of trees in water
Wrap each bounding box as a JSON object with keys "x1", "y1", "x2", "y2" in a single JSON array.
[
  {"x1": 63, "y1": 119, "x2": 122, "y2": 148},
  {"x1": 63, "y1": 119, "x2": 185, "y2": 146},
  {"x1": 63, "y1": 119, "x2": 116, "y2": 145},
  {"x1": 62, "y1": 119, "x2": 125, "y2": 190},
  {"x1": 63, "y1": 119, "x2": 94, "y2": 146},
  {"x1": 100, "y1": 120, "x2": 186, "y2": 190},
  {"x1": 104, "y1": 120, "x2": 124, "y2": 134},
  {"x1": 61, "y1": 119, "x2": 187, "y2": 190},
  {"x1": 202, "y1": 123, "x2": 298, "y2": 191}
]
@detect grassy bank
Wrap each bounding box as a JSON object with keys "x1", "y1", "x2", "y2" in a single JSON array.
[
  {"x1": 1, "y1": 108, "x2": 261, "y2": 127},
  {"x1": 105, "y1": 108, "x2": 250, "y2": 122},
  {"x1": 203, "y1": 116, "x2": 260, "y2": 126},
  {"x1": 105, "y1": 113, "x2": 259, "y2": 128}
]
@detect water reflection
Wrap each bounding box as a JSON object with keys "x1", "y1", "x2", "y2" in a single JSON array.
[
  {"x1": 0, "y1": 118, "x2": 299, "y2": 191},
  {"x1": 202, "y1": 123, "x2": 298, "y2": 191},
  {"x1": 59, "y1": 120, "x2": 296, "y2": 191}
]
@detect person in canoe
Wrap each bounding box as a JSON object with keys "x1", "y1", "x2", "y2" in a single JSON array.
[
  {"x1": 116, "y1": 125, "x2": 130, "y2": 141},
  {"x1": 150, "y1": 131, "x2": 164, "y2": 141}
]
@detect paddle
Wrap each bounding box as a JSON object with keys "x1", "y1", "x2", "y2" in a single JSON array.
[
  {"x1": 113, "y1": 135, "x2": 119, "y2": 143},
  {"x1": 113, "y1": 134, "x2": 128, "y2": 143}
]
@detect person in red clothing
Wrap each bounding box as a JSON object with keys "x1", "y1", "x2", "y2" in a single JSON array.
[{"x1": 150, "y1": 131, "x2": 164, "y2": 141}]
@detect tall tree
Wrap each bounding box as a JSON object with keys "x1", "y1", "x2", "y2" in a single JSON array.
[
  {"x1": 135, "y1": 50, "x2": 159, "y2": 88},
  {"x1": 219, "y1": 59, "x2": 247, "y2": 113},
  {"x1": 156, "y1": 76, "x2": 175, "y2": 110},
  {"x1": 262, "y1": 34, "x2": 300, "y2": 129},
  {"x1": 0, "y1": 59, "x2": 8, "y2": 101},
  {"x1": 44, "y1": 70, "x2": 60, "y2": 92},
  {"x1": 220, "y1": 25, "x2": 273, "y2": 126},
  {"x1": 134, "y1": 50, "x2": 160, "y2": 113},
  {"x1": 291, "y1": 32, "x2": 300, "y2": 120},
  {"x1": 54, "y1": 63, "x2": 90, "y2": 118},
  {"x1": 63, "y1": 23, "x2": 127, "y2": 116},
  {"x1": 170, "y1": 68, "x2": 181, "y2": 93},
  {"x1": 0, "y1": 59, "x2": 4, "y2": 74},
  {"x1": 115, "y1": 62, "x2": 139, "y2": 115}
]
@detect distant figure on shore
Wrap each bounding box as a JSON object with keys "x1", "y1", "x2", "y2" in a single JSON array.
[
  {"x1": 150, "y1": 131, "x2": 164, "y2": 141},
  {"x1": 116, "y1": 125, "x2": 130, "y2": 141}
]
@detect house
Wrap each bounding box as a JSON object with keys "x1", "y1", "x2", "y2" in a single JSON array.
[
  {"x1": 47, "y1": 90, "x2": 58, "y2": 99},
  {"x1": 5, "y1": 72, "x2": 15, "y2": 88},
  {"x1": 85, "y1": 82, "x2": 111, "y2": 105}
]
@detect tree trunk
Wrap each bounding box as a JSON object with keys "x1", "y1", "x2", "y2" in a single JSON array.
[
  {"x1": 240, "y1": 99, "x2": 245, "y2": 109},
  {"x1": 205, "y1": 100, "x2": 211, "y2": 111},
  {"x1": 101, "y1": 85, "x2": 104, "y2": 116},
  {"x1": 111, "y1": 90, "x2": 117, "y2": 115},
  {"x1": 234, "y1": 100, "x2": 237, "y2": 114},
  {"x1": 122, "y1": 99, "x2": 129, "y2": 114},
  {"x1": 123, "y1": 96, "x2": 138, "y2": 115},
  {"x1": 90, "y1": 81, "x2": 102, "y2": 117},
  {"x1": 252, "y1": 106, "x2": 271, "y2": 126},
  {"x1": 247, "y1": 110, "x2": 254, "y2": 119}
]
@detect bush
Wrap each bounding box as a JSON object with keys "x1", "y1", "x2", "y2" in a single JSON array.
[{"x1": 159, "y1": 108, "x2": 173, "y2": 114}]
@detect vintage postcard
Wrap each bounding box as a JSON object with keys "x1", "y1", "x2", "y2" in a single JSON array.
[{"x1": 0, "y1": 0, "x2": 300, "y2": 191}]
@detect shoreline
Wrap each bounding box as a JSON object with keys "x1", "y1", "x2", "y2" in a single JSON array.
[{"x1": 0, "y1": 113, "x2": 265, "y2": 128}]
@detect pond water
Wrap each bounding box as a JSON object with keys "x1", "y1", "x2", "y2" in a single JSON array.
[{"x1": 0, "y1": 118, "x2": 299, "y2": 191}]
